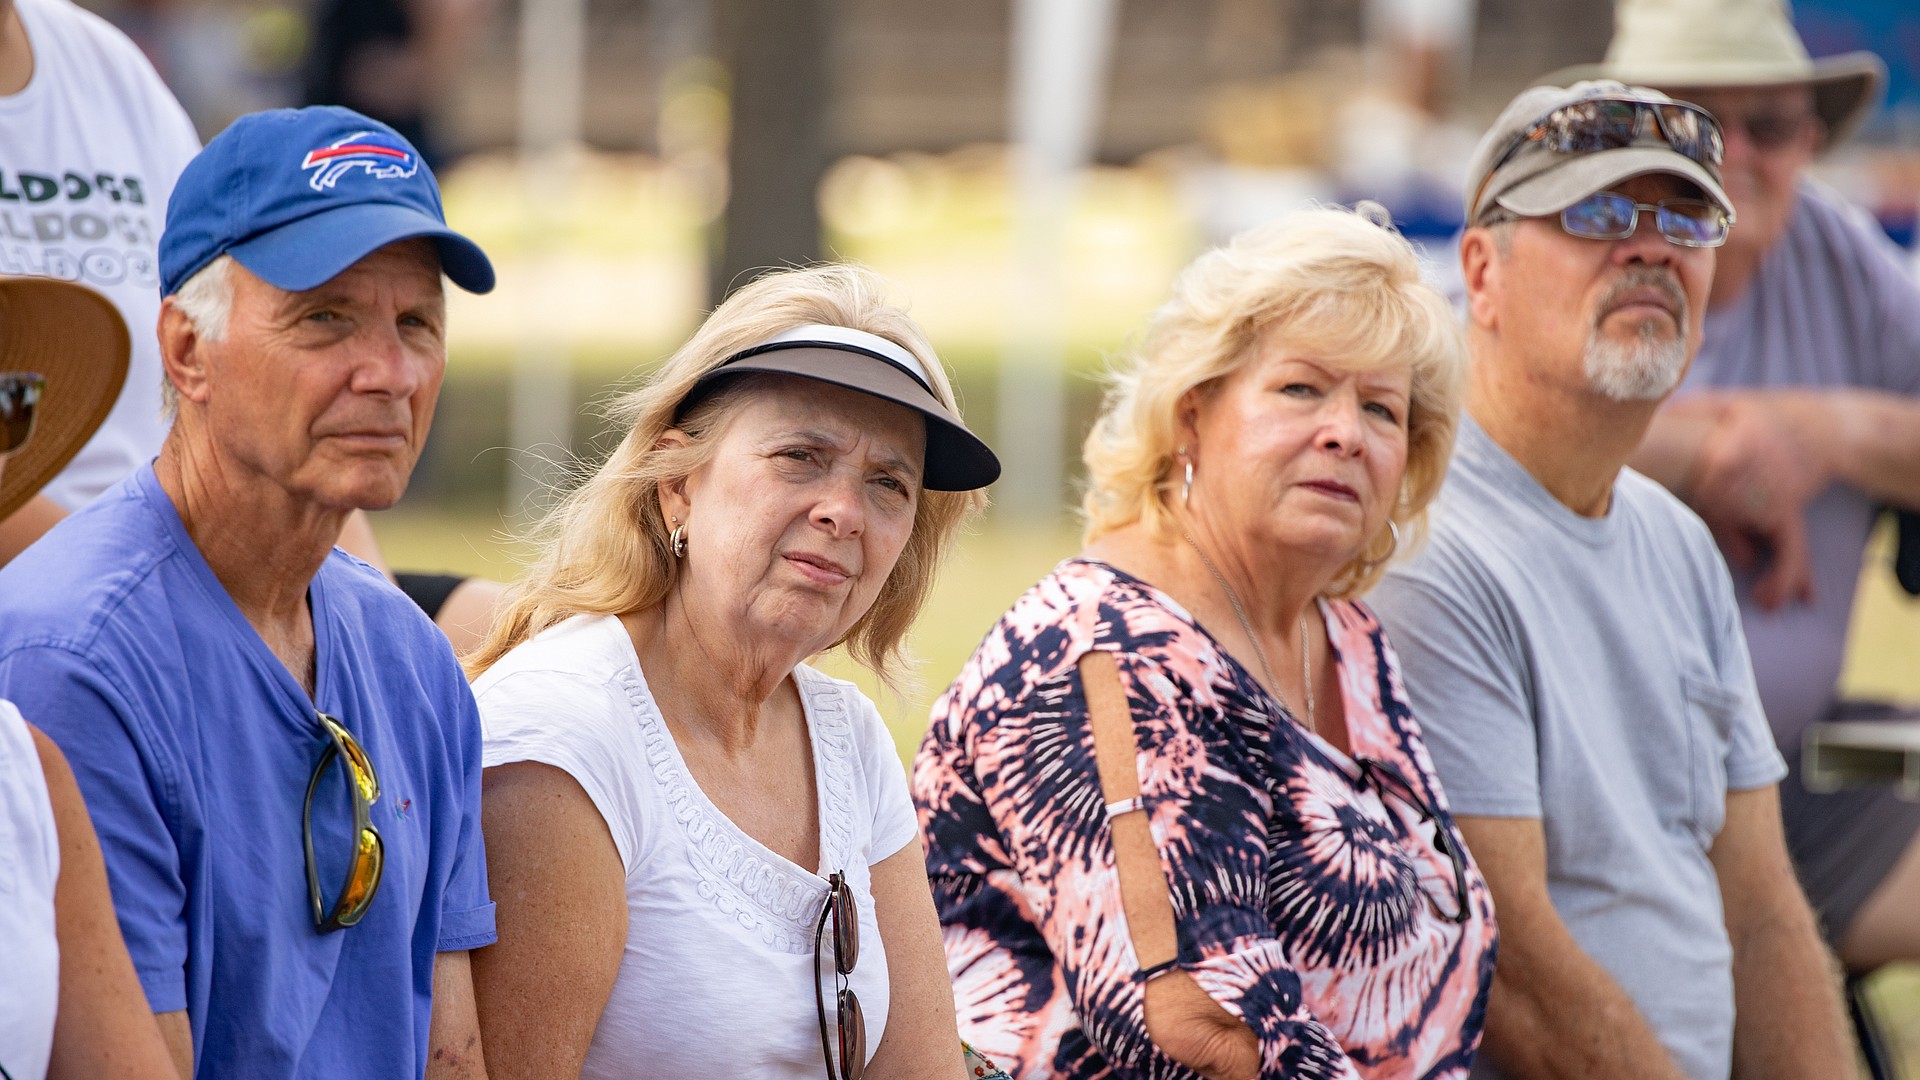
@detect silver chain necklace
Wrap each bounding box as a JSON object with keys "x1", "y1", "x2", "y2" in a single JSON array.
[{"x1": 1182, "y1": 532, "x2": 1315, "y2": 731}]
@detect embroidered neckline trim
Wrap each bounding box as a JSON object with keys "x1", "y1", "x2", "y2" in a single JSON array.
[{"x1": 621, "y1": 664, "x2": 857, "y2": 954}]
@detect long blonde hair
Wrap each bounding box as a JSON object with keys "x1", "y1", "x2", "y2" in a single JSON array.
[
  {"x1": 464, "y1": 264, "x2": 986, "y2": 684},
  {"x1": 1082, "y1": 204, "x2": 1466, "y2": 597}
]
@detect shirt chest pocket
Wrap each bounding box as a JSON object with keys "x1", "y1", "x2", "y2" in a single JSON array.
[{"x1": 1679, "y1": 674, "x2": 1741, "y2": 847}]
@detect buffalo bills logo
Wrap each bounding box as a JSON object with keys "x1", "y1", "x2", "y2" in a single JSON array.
[{"x1": 300, "y1": 131, "x2": 419, "y2": 192}]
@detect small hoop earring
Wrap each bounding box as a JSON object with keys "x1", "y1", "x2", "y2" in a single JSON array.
[
  {"x1": 1362, "y1": 519, "x2": 1400, "y2": 571},
  {"x1": 670, "y1": 523, "x2": 687, "y2": 559},
  {"x1": 1181, "y1": 455, "x2": 1195, "y2": 505}
]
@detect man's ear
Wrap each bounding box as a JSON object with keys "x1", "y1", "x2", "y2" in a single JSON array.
[
  {"x1": 156, "y1": 298, "x2": 212, "y2": 407},
  {"x1": 1460, "y1": 227, "x2": 1502, "y2": 332}
]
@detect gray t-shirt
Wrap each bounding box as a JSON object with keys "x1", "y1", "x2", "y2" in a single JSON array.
[
  {"x1": 1679, "y1": 182, "x2": 1920, "y2": 747},
  {"x1": 1371, "y1": 416, "x2": 1788, "y2": 1080}
]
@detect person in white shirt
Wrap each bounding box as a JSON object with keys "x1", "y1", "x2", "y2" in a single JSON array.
[
  {"x1": 0, "y1": 0, "x2": 197, "y2": 557},
  {"x1": 465, "y1": 264, "x2": 1000, "y2": 1079}
]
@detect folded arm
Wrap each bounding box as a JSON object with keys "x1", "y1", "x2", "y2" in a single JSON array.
[{"x1": 1636, "y1": 389, "x2": 1920, "y2": 609}]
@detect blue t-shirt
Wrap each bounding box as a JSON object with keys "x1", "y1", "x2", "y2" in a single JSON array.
[{"x1": 0, "y1": 464, "x2": 495, "y2": 1079}]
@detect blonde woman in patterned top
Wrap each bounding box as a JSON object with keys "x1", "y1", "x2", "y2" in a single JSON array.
[
  {"x1": 914, "y1": 205, "x2": 1496, "y2": 1078},
  {"x1": 465, "y1": 264, "x2": 999, "y2": 1079}
]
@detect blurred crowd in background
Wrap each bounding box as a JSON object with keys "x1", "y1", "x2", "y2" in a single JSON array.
[
  {"x1": 69, "y1": 0, "x2": 1920, "y2": 515},
  {"x1": 85, "y1": 0, "x2": 1920, "y2": 220}
]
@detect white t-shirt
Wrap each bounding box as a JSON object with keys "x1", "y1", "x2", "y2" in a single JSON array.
[
  {"x1": 0, "y1": 700, "x2": 60, "y2": 1080},
  {"x1": 475, "y1": 615, "x2": 918, "y2": 1079},
  {"x1": 1, "y1": 0, "x2": 200, "y2": 509}
]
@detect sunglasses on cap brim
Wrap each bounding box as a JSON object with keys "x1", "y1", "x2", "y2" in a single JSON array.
[{"x1": 1494, "y1": 96, "x2": 1727, "y2": 175}]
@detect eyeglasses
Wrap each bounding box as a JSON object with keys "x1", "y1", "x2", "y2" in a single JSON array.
[
  {"x1": 1486, "y1": 192, "x2": 1732, "y2": 248},
  {"x1": 1495, "y1": 96, "x2": 1725, "y2": 174},
  {"x1": 1716, "y1": 108, "x2": 1817, "y2": 150},
  {"x1": 813, "y1": 871, "x2": 865, "y2": 1080},
  {"x1": 303, "y1": 711, "x2": 385, "y2": 933},
  {"x1": 1564, "y1": 193, "x2": 1730, "y2": 247},
  {"x1": 0, "y1": 372, "x2": 44, "y2": 455},
  {"x1": 1355, "y1": 756, "x2": 1470, "y2": 924}
]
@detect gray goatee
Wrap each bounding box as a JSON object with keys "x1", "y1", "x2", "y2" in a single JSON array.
[{"x1": 1583, "y1": 268, "x2": 1689, "y2": 401}]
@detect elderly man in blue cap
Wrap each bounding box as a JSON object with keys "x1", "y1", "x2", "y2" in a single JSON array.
[{"x1": 0, "y1": 106, "x2": 496, "y2": 1079}]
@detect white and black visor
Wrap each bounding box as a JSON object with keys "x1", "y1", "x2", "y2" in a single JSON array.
[{"x1": 676, "y1": 324, "x2": 1001, "y2": 491}]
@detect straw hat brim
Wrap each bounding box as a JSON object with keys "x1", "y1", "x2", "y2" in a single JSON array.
[
  {"x1": 1540, "y1": 51, "x2": 1887, "y2": 149},
  {"x1": 0, "y1": 279, "x2": 130, "y2": 520}
]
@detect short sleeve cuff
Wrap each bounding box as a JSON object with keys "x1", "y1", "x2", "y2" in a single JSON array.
[
  {"x1": 1727, "y1": 750, "x2": 1789, "y2": 792},
  {"x1": 873, "y1": 799, "x2": 919, "y2": 860},
  {"x1": 437, "y1": 900, "x2": 498, "y2": 952},
  {"x1": 1434, "y1": 793, "x2": 1541, "y2": 818},
  {"x1": 137, "y1": 967, "x2": 188, "y2": 1015},
  {"x1": 483, "y1": 744, "x2": 635, "y2": 872}
]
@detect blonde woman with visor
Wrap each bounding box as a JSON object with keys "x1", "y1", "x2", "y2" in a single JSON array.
[{"x1": 466, "y1": 264, "x2": 1000, "y2": 1080}]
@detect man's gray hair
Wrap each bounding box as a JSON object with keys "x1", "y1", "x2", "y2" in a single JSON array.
[
  {"x1": 1486, "y1": 219, "x2": 1517, "y2": 257},
  {"x1": 162, "y1": 255, "x2": 235, "y2": 417}
]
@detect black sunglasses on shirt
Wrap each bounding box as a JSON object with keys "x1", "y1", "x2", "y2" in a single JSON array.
[
  {"x1": 814, "y1": 870, "x2": 865, "y2": 1079},
  {"x1": 1355, "y1": 755, "x2": 1472, "y2": 925}
]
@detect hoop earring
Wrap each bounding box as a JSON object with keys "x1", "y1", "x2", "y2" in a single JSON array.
[
  {"x1": 1362, "y1": 519, "x2": 1400, "y2": 571},
  {"x1": 670, "y1": 523, "x2": 687, "y2": 559},
  {"x1": 1180, "y1": 454, "x2": 1195, "y2": 505}
]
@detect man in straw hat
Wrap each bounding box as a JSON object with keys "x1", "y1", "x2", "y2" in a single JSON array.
[
  {"x1": 0, "y1": 106, "x2": 498, "y2": 1079},
  {"x1": 0, "y1": 277, "x2": 181, "y2": 1079},
  {"x1": 0, "y1": 279, "x2": 129, "y2": 526},
  {"x1": 1579, "y1": 0, "x2": 1920, "y2": 983},
  {"x1": 1372, "y1": 78, "x2": 1852, "y2": 1079}
]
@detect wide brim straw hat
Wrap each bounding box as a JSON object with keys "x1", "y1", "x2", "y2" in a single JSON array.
[
  {"x1": 0, "y1": 278, "x2": 130, "y2": 520},
  {"x1": 1544, "y1": 0, "x2": 1887, "y2": 149}
]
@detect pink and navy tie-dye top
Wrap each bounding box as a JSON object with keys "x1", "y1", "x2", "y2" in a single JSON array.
[{"x1": 913, "y1": 560, "x2": 1497, "y2": 1079}]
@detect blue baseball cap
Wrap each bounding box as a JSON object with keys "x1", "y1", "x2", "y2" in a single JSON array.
[{"x1": 159, "y1": 106, "x2": 494, "y2": 297}]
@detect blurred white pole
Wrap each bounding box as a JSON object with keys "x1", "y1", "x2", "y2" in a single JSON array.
[
  {"x1": 998, "y1": 0, "x2": 1116, "y2": 520},
  {"x1": 646, "y1": 0, "x2": 713, "y2": 156},
  {"x1": 509, "y1": 0, "x2": 587, "y2": 521},
  {"x1": 1364, "y1": 0, "x2": 1477, "y2": 106}
]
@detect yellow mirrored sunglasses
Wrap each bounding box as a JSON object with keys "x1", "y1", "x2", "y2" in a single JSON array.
[{"x1": 304, "y1": 711, "x2": 385, "y2": 933}]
